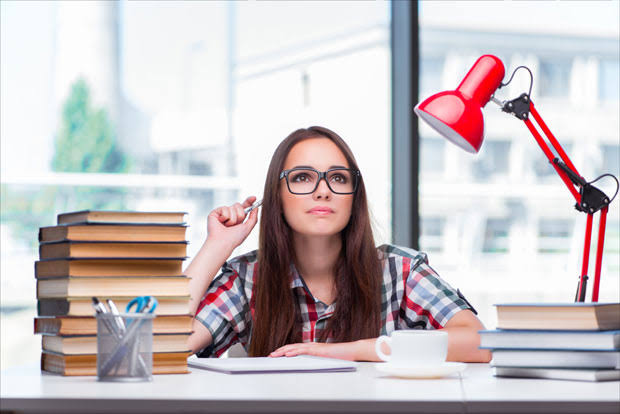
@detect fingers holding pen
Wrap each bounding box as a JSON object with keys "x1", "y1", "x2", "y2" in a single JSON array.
[
  {"x1": 232, "y1": 203, "x2": 246, "y2": 223},
  {"x1": 224, "y1": 205, "x2": 239, "y2": 226},
  {"x1": 211, "y1": 206, "x2": 236, "y2": 227},
  {"x1": 241, "y1": 196, "x2": 257, "y2": 209},
  {"x1": 210, "y1": 196, "x2": 259, "y2": 228},
  {"x1": 218, "y1": 204, "x2": 249, "y2": 227},
  {"x1": 228, "y1": 196, "x2": 260, "y2": 226}
]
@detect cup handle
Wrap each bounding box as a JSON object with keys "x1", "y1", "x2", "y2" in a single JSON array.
[{"x1": 375, "y1": 335, "x2": 391, "y2": 362}]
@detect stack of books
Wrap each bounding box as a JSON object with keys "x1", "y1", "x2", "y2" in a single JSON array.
[
  {"x1": 480, "y1": 303, "x2": 620, "y2": 382},
  {"x1": 35, "y1": 210, "x2": 193, "y2": 376}
]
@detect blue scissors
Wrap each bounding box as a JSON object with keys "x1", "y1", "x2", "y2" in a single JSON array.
[{"x1": 125, "y1": 296, "x2": 158, "y2": 314}]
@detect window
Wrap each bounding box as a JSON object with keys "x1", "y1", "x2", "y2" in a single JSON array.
[
  {"x1": 603, "y1": 220, "x2": 619, "y2": 288},
  {"x1": 419, "y1": 1, "x2": 620, "y2": 325},
  {"x1": 420, "y1": 216, "x2": 445, "y2": 253},
  {"x1": 482, "y1": 218, "x2": 511, "y2": 253},
  {"x1": 533, "y1": 143, "x2": 573, "y2": 180},
  {"x1": 605, "y1": 220, "x2": 620, "y2": 254},
  {"x1": 600, "y1": 144, "x2": 620, "y2": 178},
  {"x1": 599, "y1": 59, "x2": 620, "y2": 102},
  {"x1": 471, "y1": 140, "x2": 511, "y2": 182},
  {"x1": 420, "y1": 56, "x2": 444, "y2": 96},
  {"x1": 537, "y1": 219, "x2": 572, "y2": 254},
  {"x1": 1, "y1": 1, "x2": 391, "y2": 369},
  {"x1": 538, "y1": 58, "x2": 571, "y2": 98},
  {"x1": 420, "y1": 137, "x2": 445, "y2": 175}
]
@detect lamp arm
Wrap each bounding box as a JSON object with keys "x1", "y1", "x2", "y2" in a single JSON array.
[
  {"x1": 522, "y1": 113, "x2": 583, "y2": 202},
  {"x1": 502, "y1": 97, "x2": 616, "y2": 302},
  {"x1": 592, "y1": 206, "x2": 608, "y2": 302},
  {"x1": 528, "y1": 101, "x2": 614, "y2": 214},
  {"x1": 528, "y1": 103, "x2": 581, "y2": 175},
  {"x1": 553, "y1": 159, "x2": 586, "y2": 187}
]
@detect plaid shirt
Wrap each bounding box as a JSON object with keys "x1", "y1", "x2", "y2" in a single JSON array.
[{"x1": 195, "y1": 244, "x2": 473, "y2": 357}]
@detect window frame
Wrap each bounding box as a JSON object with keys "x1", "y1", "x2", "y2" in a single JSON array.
[{"x1": 391, "y1": 0, "x2": 419, "y2": 249}]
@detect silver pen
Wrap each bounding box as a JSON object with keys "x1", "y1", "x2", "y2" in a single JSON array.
[
  {"x1": 92, "y1": 297, "x2": 119, "y2": 337},
  {"x1": 92, "y1": 297, "x2": 123, "y2": 375},
  {"x1": 244, "y1": 198, "x2": 263, "y2": 214},
  {"x1": 103, "y1": 299, "x2": 126, "y2": 375},
  {"x1": 106, "y1": 299, "x2": 126, "y2": 335}
]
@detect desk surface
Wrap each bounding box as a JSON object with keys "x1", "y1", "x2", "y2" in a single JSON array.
[{"x1": 1, "y1": 363, "x2": 619, "y2": 414}]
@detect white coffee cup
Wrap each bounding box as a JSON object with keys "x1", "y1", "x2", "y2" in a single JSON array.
[{"x1": 375, "y1": 330, "x2": 448, "y2": 366}]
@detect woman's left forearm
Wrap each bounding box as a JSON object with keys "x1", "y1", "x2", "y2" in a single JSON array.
[
  {"x1": 351, "y1": 333, "x2": 490, "y2": 363},
  {"x1": 351, "y1": 338, "x2": 383, "y2": 362},
  {"x1": 276, "y1": 310, "x2": 491, "y2": 362},
  {"x1": 351, "y1": 310, "x2": 492, "y2": 363},
  {"x1": 442, "y1": 325, "x2": 491, "y2": 362},
  {"x1": 442, "y1": 309, "x2": 492, "y2": 362}
]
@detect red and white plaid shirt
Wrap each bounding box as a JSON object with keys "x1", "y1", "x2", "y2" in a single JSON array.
[{"x1": 195, "y1": 244, "x2": 474, "y2": 357}]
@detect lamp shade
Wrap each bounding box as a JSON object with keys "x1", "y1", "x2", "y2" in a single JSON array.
[{"x1": 414, "y1": 55, "x2": 505, "y2": 153}]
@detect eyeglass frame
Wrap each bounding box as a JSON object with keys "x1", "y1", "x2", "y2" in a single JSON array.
[{"x1": 279, "y1": 167, "x2": 361, "y2": 195}]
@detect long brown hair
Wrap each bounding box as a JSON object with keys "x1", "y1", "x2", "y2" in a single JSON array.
[{"x1": 249, "y1": 126, "x2": 382, "y2": 357}]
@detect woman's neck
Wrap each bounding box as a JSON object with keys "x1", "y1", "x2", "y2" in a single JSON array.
[{"x1": 292, "y1": 232, "x2": 341, "y2": 283}]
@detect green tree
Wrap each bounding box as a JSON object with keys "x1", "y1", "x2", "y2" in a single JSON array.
[
  {"x1": 2, "y1": 79, "x2": 132, "y2": 247},
  {"x1": 52, "y1": 79, "x2": 129, "y2": 173}
]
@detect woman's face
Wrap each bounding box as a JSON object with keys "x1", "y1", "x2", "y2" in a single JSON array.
[{"x1": 280, "y1": 138, "x2": 354, "y2": 237}]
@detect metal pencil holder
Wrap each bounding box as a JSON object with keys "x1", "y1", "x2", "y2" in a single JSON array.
[{"x1": 96, "y1": 312, "x2": 154, "y2": 382}]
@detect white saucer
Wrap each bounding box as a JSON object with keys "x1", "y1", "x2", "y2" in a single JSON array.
[{"x1": 375, "y1": 362, "x2": 466, "y2": 379}]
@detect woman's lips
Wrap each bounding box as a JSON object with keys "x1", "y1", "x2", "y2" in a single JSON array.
[{"x1": 308, "y1": 207, "x2": 334, "y2": 215}]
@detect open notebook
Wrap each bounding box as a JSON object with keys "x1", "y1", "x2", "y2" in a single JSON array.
[{"x1": 188, "y1": 355, "x2": 357, "y2": 374}]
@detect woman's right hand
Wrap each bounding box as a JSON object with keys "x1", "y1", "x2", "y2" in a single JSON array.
[{"x1": 206, "y1": 195, "x2": 260, "y2": 251}]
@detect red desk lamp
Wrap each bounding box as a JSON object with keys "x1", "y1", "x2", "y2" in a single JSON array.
[{"x1": 414, "y1": 55, "x2": 619, "y2": 302}]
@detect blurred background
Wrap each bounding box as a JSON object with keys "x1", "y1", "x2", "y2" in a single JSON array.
[{"x1": 1, "y1": 0, "x2": 618, "y2": 369}]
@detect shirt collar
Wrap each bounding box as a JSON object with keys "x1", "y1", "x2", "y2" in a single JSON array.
[
  {"x1": 289, "y1": 263, "x2": 305, "y2": 289},
  {"x1": 289, "y1": 263, "x2": 336, "y2": 310}
]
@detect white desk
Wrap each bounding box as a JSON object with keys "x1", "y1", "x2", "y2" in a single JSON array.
[
  {"x1": 1, "y1": 363, "x2": 618, "y2": 413},
  {"x1": 460, "y1": 364, "x2": 619, "y2": 413}
]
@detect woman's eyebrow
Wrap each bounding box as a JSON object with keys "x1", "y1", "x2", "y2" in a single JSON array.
[{"x1": 291, "y1": 164, "x2": 348, "y2": 169}]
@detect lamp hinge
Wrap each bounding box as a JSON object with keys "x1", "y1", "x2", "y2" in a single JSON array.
[{"x1": 501, "y1": 93, "x2": 531, "y2": 120}]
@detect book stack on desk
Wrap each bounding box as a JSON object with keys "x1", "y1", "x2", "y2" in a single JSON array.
[
  {"x1": 481, "y1": 303, "x2": 620, "y2": 382},
  {"x1": 35, "y1": 210, "x2": 193, "y2": 376}
]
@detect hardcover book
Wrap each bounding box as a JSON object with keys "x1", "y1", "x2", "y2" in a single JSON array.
[
  {"x1": 479, "y1": 329, "x2": 620, "y2": 351},
  {"x1": 34, "y1": 315, "x2": 193, "y2": 335},
  {"x1": 35, "y1": 258, "x2": 185, "y2": 278},
  {"x1": 494, "y1": 303, "x2": 620, "y2": 331},
  {"x1": 39, "y1": 224, "x2": 187, "y2": 243},
  {"x1": 57, "y1": 210, "x2": 187, "y2": 225},
  {"x1": 37, "y1": 296, "x2": 191, "y2": 317},
  {"x1": 494, "y1": 366, "x2": 620, "y2": 382},
  {"x1": 36, "y1": 277, "x2": 190, "y2": 298},
  {"x1": 41, "y1": 350, "x2": 190, "y2": 376},
  {"x1": 39, "y1": 241, "x2": 188, "y2": 260},
  {"x1": 42, "y1": 333, "x2": 191, "y2": 354},
  {"x1": 490, "y1": 349, "x2": 620, "y2": 369}
]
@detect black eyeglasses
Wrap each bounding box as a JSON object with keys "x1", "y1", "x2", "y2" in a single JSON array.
[{"x1": 279, "y1": 167, "x2": 360, "y2": 195}]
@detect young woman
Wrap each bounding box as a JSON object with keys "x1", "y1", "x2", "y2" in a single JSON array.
[{"x1": 186, "y1": 126, "x2": 491, "y2": 362}]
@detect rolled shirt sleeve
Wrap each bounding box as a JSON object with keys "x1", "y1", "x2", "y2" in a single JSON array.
[
  {"x1": 399, "y1": 251, "x2": 473, "y2": 329},
  {"x1": 195, "y1": 260, "x2": 251, "y2": 357}
]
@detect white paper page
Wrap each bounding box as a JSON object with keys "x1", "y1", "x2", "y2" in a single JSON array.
[{"x1": 188, "y1": 355, "x2": 357, "y2": 374}]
